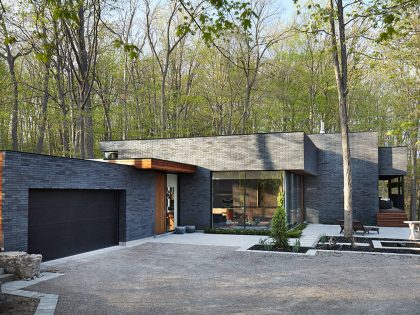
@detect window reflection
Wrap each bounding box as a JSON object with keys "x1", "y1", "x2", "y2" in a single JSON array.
[
  {"x1": 212, "y1": 171, "x2": 303, "y2": 229},
  {"x1": 212, "y1": 171, "x2": 297, "y2": 229}
]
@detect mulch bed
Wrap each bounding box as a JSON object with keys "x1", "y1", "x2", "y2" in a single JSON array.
[
  {"x1": 0, "y1": 294, "x2": 39, "y2": 315},
  {"x1": 248, "y1": 245, "x2": 312, "y2": 253},
  {"x1": 316, "y1": 236, "x2": 420, "y2": 255}
]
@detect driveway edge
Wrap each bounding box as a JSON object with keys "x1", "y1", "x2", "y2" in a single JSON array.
[{"x1": 2, "y1": 272, "x2": 62, "y2": 315}]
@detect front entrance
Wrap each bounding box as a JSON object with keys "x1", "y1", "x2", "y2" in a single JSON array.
[{"x1": 155, "y1": 173, "x2": 178, "y2": 234}]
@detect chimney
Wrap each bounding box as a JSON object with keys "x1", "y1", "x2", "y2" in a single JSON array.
[{"x1": 320, "y1": 120, "x2": 325, "y2": 134}]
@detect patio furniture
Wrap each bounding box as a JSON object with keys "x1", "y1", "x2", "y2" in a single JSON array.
[
  {"x1": 337, "y1": 219, "x2": 380, "y2": 235},
  {"x1": 403, "y1": 221, "x2": 420, "y2": 240}
]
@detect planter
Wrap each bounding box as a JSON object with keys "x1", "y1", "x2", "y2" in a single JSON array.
[
  {"x1": 175, "y1": 226, "x2": 186, "y2": 234},
  {"x1": 185, "y1": 225, "x2": 195, "y2": 233}
]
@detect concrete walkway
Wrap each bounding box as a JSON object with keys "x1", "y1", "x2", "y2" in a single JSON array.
[
  {"x1": 300, "y1": 224, "x2": 411, "y2": 247},
  {"x1": 147, "y1": 232, "x2": 269, "y2": 250}
]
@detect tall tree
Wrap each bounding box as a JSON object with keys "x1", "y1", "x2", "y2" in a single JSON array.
[{"x1": 0, "y1": 1, "x2": 31, "y2": 150}]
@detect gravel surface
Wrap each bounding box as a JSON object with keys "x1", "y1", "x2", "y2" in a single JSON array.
[{"x1": 26, "y1": 243, "x2": 420, "y2": 315}]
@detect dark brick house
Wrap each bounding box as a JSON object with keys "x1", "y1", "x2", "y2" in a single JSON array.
[{"x1": 0, "y1": 131, "x2": 407, "y2": 260}]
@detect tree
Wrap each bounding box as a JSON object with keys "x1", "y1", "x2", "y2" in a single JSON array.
[
  {"x1": 271, "y1": 191, "x2": 288, "y2": 249},
  {"x1": 379, "y1": 14, "x2": 419, "y2": 220},
  {"x1": 295, "y1": 0, "x2": 419, "y2": 236},
  {"x1": 0, "y1": 1, "x2": 31, "y2": 150}
]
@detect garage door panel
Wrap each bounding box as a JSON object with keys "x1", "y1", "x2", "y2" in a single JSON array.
[
  {"x1": 29, "y1": 190, "x2": 118, "y2": 225},
  {"x1": 28, "y1": 189, "x2": 119, "y2": 261}
]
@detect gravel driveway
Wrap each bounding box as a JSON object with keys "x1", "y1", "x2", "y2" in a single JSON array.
[{"x1": 26, "y1": 242, "x2": 420, "y2": 315}]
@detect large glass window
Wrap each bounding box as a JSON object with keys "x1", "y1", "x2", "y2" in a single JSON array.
[
  {"x1": 285, "y1": 172, "x2": 303, "y2": 226},
  {"x1": 212, "y1": 171, "x2": 284, "y2": 229},
  {"x1": 212, "y1": 171, "x2": 303, "y2": 229}
]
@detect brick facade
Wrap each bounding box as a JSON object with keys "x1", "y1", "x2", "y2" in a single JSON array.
[
  {"x1": 1, "y1": 132, "x2": 408, "y2": 252},
  {"x1": 100, "y1": 132, "x2": 318, "y2": 175},
  {"x1": 2, "y1": 151, "x2": 156, "y2": 251},
  {"x1": 378, "y1": 147, "x2": 407, "y2": 176},
  {"x1": 305, "y1": 132, "x2": 379, "y2": 224}
]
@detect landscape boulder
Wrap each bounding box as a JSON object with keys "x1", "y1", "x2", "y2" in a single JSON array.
[{"x1": 0, "y1": 252, "x2": 42, "y2": 279}]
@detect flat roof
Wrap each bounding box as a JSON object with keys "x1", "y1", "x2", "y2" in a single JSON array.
[
  {"x1": 99, "y1": 131, "x2": 379, "y2": 143},
  {"x1": 105, "y1": 158, "x2": 196, "y2": 174}
]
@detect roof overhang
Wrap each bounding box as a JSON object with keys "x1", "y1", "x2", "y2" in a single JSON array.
[{"x1": 106, "y1": 158, "x2": 196, "y2": 173}]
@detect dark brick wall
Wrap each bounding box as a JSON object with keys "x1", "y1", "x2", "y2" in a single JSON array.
[
  {"x1": 304, "y1": 134, "x2": 318, "y2": 175},
  {"x1": 100, "y1": 132, "x2": 318, "y2": 175},
  {"x1": 2, "y1": 151, "x2": 156, "y2": 251},
  {"x1": 179, "y1": 167, "x2": 211, "y2": 229},
  {"x1": 101, "y1": 132, "x2": 320, "y2": 228},
  {"x1": 101, "y1": 132, "x2": 397, "y2": 226},
  {"x1": 378, "y1": 147, "x2": 407, "y2": 176},
  {"x1": 305, "y1": 133, "x2": 379, "y2": 225}
]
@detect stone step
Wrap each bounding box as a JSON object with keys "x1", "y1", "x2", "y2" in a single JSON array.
[
  {"x1": 377, "y1": 221, "x2": 408, "y2": 227},
  {"x1": 377, "y1": 214, "x2": 408, "y2": 219},
  {"x1": 377, "y1": 217, "x2": 408, "y2": 221},
  {"x1": 377, "y1": 211, "x2": 408, "y2": 227},
  {"x1": 0, "y1": 273, "x2": 16, "y2": 284}
]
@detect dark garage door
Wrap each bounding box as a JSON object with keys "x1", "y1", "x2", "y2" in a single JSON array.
[{"x1": 28, "y1": 189, "x2": 119, "y2": 261}]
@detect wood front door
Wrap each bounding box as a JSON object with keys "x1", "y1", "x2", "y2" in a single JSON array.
[{"x1": 155, "y1": 173, "x2": 167, "y2": 234}]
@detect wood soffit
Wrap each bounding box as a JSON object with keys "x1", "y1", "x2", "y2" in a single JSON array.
[{"x1": 106, "y1": 158, "x2": 196, "y2": 173}]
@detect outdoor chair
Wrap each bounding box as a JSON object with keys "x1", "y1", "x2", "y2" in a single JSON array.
[{"x1": 337, "y1": 219, "x2": 380, "y2": 235}]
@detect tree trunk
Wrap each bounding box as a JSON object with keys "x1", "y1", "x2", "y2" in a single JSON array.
[
  {"x1": 9, "y1": 57, "x2": 18, "y2": 151},
  {"x1": 77, "y1": 4, "x2": 94, "y2": 158},
  {"x1": 36, "y1": 60, "x2": 51, "y2": 153},
  {"x1": 160, "y1": 67, "x2": 168, "y2": 137},
  {"x1": 410, "y1": 138, "x2": 417, "y2": 220},
  {"x1": 0, "y1": 9, "x2": 19, "y2": 150},
  {"x1": 329, "y1": 0, "x2": 353, "y2": 237}
]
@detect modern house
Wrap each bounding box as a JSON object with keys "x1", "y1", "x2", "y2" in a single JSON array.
[{"x1": 0, "y1": 131, "x2": 407, "y2": 260}]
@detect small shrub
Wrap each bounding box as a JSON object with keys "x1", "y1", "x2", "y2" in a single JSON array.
[
  {"x1": 270, "y1": 191, "x2": 288, "y2": 249},
  {"x1": 292, "y1": 239, "x2": 301, "y2": 253},
  {"x1": 319, "y1": 233, "x2": 328, "y2": 245},
  {"x1": 204, "y1": 228, "x2": 270, "y2": 236},
  {"x1": 259, "y1": 238, "x2": 274, "y2": 251},
  {"x1": 287, "y1": 230, "x2": 302, "y2": 238}
]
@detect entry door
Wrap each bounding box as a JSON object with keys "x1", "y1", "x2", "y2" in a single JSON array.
[{"x1": 166, "y1": 174, "x2": 178, "y2": 231}]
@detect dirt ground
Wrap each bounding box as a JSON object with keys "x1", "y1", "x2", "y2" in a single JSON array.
[{"x1": 0, "y1": 294, "x2": 38, "y2": 315}]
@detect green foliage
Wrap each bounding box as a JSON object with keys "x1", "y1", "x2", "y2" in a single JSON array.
[
  {"x1": 258, "y1": 238, "x2": 274, "y2": 250},
  {"x1": 292, "y1": 239, "x2": 301, "y2": 253},
  {"x1": 204, "y1": 223, "x2": 307, "y2": 238},
  {"x1": 319, "y1": 233, "x2": 328, "y2": 245},
  {"x1": 113, "y1": 40, "x2": 140, "y2": 59},
  {"x1": 287, "y1": 223, "x2": 308, "y2": 238},
  {"x1": 270, "y1": 191, "x2": 289, "y2": 249},
  {"x1": 177, "y1": 0, "x2": 255, "y2": 45},
  {"x1": 204, "y1": 228, "x2": 271, "y2": 236},
  {"x1": 3, "y1": 36, "x2": 16, "y2": 46}
]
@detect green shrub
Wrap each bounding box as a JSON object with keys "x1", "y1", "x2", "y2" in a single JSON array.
[
  {"x1": 203, "y1": 228, "x2": 270, "y2": 236},
  {"x1": 270, "y1": 191, "x2": 289, "y2": 249},
  {"x1": 287, "y1": 230, "x2": 302, "y2": 238},
  {"x1": 292, "y1": 239, "x2": 301, "y2": 253},
  {"x1": 287, "y1": 223, "x2": 308, "y2": 238}
]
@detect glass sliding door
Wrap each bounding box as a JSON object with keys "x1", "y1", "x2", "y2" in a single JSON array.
[
  {"x1": 212, "y1": 171, "x2": 284, "y2": 229},
  {"x1": 285, "y1": 171, "x2": 303, "y2": 227},
  {"x1": 166, "y1": 174, "x2": 178, "y2": 232},
  {"x1": 212, "y1": 172, "x2": 246, "y2": 228}
]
